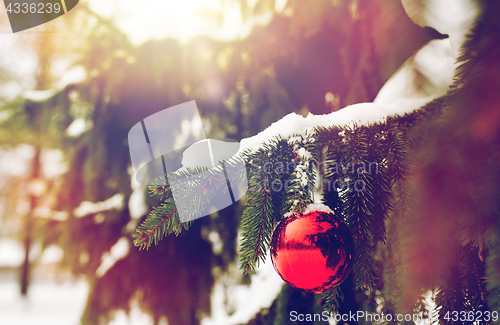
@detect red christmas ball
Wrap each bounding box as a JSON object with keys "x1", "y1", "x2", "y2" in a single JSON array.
[{"x1": 270, "y1": 207, "x2": 354, "y2": 293}]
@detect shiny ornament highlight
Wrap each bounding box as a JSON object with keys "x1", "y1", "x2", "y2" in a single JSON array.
[{"x1": 270, "y1": 209, "x2": 353, "y2": 293}]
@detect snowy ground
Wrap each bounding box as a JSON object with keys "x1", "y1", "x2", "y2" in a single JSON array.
[
  {"x1": 0, "y1": 238, "x2": 87, "y2": 325},
  {"x1": 0, "y1": 242, "x2": 282, "y2": 325},
  {"x1": 0, "y1": 278, "x2": 89, "y2": 325},
  {"x1": 201, "y1": 253, "x2": 284, "y2": 325}
]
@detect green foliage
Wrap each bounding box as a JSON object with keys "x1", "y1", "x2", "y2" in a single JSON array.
[
  {"x1": 238, "y1": 151, "x2": 277, "y2": 273},
  {"x1": 317, "y1": 122, "x2": 407, "y2": 291},
  {"x1": 134, "y1": 157, "x2": 248, "y2": 249},
  {"x1": 138, "y1": 114, "x2": 419, "y2": 310},
  {"x1": 322, "y1": 287, "x2": 343, "y2": 315},
  {"x1": 137, "y1": 96, "x2": 465, "y2": 315},
  {"x1": 133, "y1": 136, "x2": 319, "y2": 273},
  {"x1": 434, "y1": 244, "x2": 488, "y2": 325},
  {"x1": 2, "y1": 0, "x2": 498, "y2": 323},
  {"x1": 239, "y1": 136, "x2": 317, "y2": 274}
]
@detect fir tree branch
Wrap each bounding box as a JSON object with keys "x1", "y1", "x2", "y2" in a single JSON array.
[
  {"x1": 342, "y1": 127, "x2": 377, "y2": 290},
  {"x1": 133, "y1": 162, "x2": 244, "y2": 249},
  {"x1": 461, "y1": 244, "x2": 488, "y2": 314},
  {"x1": 322, "y1": 287, "x2": 343, "y2": 315},
  {"x1": 387, "y1": 124, "x2": 411, "y2": 219},
  {"x1": 365, "y1": 125, "x2": 394, "y2": 244},
  {"x1": 239, "y1": 142, "x2": 285, "y2": 274}
]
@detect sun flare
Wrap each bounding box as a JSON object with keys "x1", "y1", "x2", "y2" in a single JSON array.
[{"x1": 86, "y1": 0, "x2": 275, "y2": 45}]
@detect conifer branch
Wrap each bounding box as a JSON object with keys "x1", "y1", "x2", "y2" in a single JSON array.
[
  {"x1": 239, "y1": 143, "x2": 283, "y2": 274},
  {"x1": 134, "y1": 204, "x2": 178, "y2": 249},
  {"x1": 240, "y1": 142, "x2": 275, "y2": 271},
  {"x1": 365, "y1": 125, "x2": 394, "y2": 244},
  {"x1": 387, "y1": 124, "x2": 411, "y2": 219},
  {"x1": 322, "y1": 287, "x2": 343, "y2": 315},
  {"x1": 433, "y1": 243, "x2": 490, "y2": 324},
  {"x1": 461, "y1": 244, "x2": 488, "y2": 313},
  {"x1": 134, "y1": 161, "x2": 246, "y2": 249},
  {"x1": 239, "y1": 136, "x2": 316, "y2": 274},
  {"x1": 342, "y1": 127, "x2": 377, "y2": 290}
]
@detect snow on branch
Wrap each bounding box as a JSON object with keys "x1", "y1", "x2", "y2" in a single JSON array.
[{"x1": 238, "y1": 97, "x2": 431, "y2": 153}]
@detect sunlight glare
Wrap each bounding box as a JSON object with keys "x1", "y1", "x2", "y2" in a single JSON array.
[{"x1": 87, "y1": 0, "x2": 275, "y2": 45}]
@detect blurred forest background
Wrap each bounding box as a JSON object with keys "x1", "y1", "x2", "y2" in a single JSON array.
[{"x1": 0, "y1": 0, "x2": 485, "y2": 324}]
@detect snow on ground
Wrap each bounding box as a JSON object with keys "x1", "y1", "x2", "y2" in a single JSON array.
[
  {"x1": 0, "y1": 236, "x2": 143, "y2": 325},
  {"x1": 202, "y1": 252, "x2": 284, "y2": 325},
  {"x1": 0, "y1": 238, "x2": 83, "y2": 325},
  {"x1": 0, "y1": 235, "x2": 280, "y2": 325},
  {"x1": 0, "y1": 279, "x2": 89, "y2": 325}
]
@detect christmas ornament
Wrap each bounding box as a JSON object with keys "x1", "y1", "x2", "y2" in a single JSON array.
[{"x1": 270, "y1": 206, "x2": 353, "y2": 293}]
